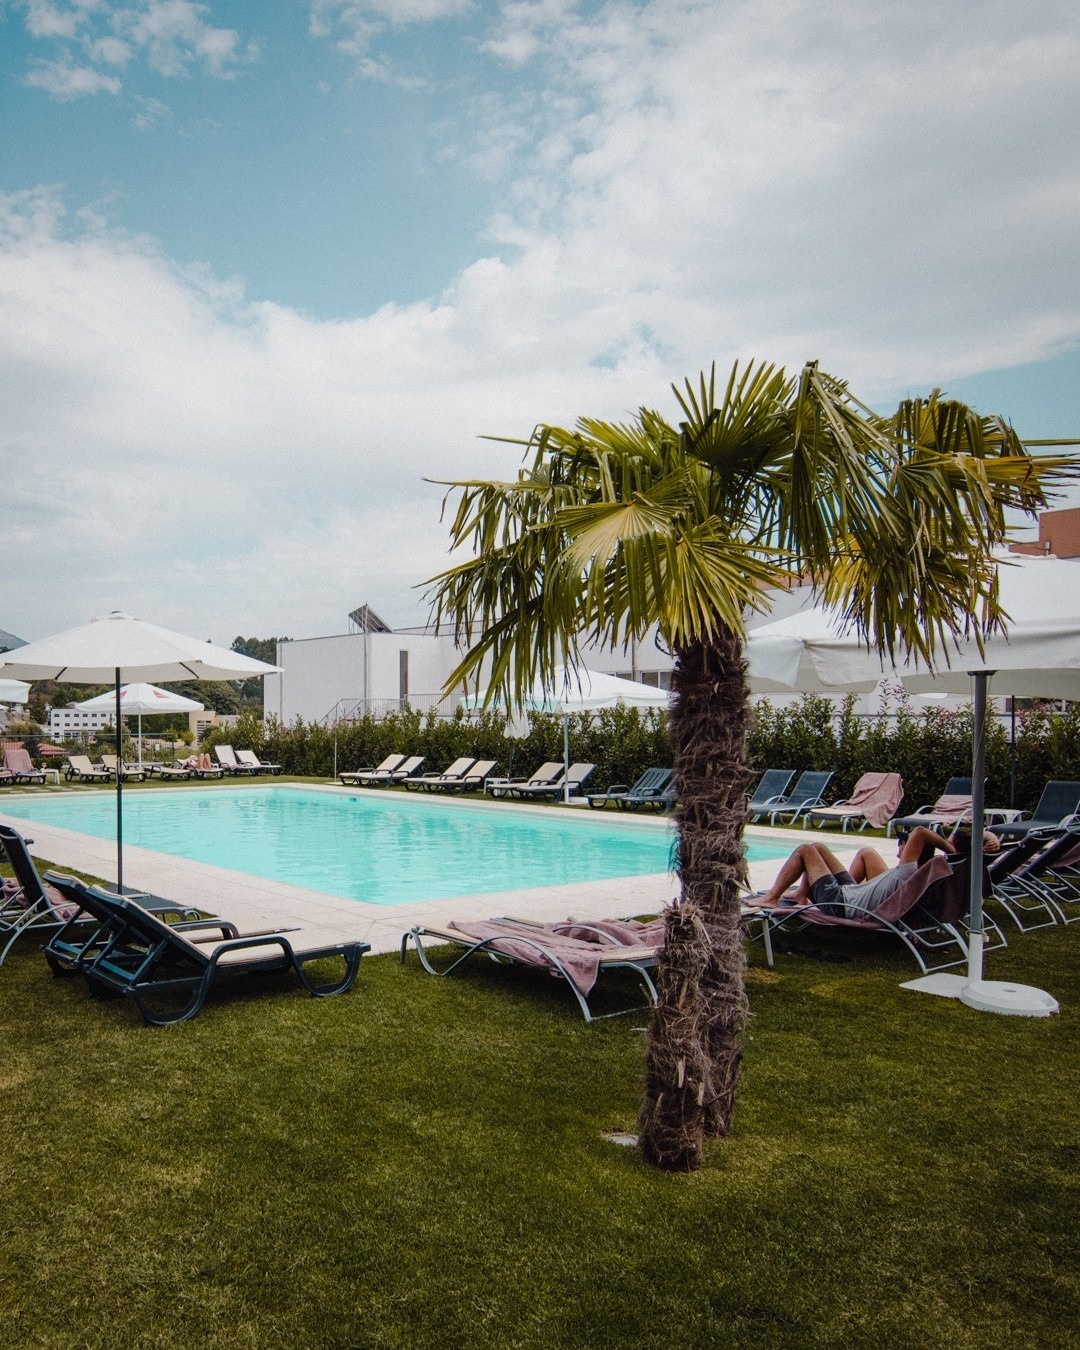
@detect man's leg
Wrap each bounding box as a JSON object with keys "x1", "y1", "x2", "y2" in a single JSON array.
[
  {"x1": 848, "y1": 846, "x2": 889, "y2": 883},
  {"x1": 754, "y1": 844, "x2": 837, "y2": 907}
]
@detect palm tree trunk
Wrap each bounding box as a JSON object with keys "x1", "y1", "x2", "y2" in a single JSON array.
[{"x1": 637, "y1": 628, "x2": 752, "y2": 1170}]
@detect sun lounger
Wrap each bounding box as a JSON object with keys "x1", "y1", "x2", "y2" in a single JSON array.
[
  {"x1": 764, "y1": 854, "x2": 1001, "y2": 974},
  {"x1": 339, "y1": 753, "x2": 407, "y2": 786},
  {"x1": 802, "y1": 772, "x2": 904, "y2": 831},
  {"x1": 64, "y1": 754, "x2": 112, "y2": 783},
  {"x1": 887, "y1": 777, "x2": 977, "y2": 835},
  {"x1": 486, "y1": 762, "x2": 564, "y2": 798},
  {"x1": 100, "y1": 754, "x2": 147, "y2": 782},
  {"x1": 1014, "y1": 828, "x2": 1080, "y2": 925},
  {"x1": 234, "y1": 749, "x2": 283, "y2": 775},
  {"x1": 382, "y1": 755, "x2": 427, "y2": 783},
  {"x1": 992, "y1": 780, "x2": 1080, "y2": 840},
  {"x1": 152, "y1": 762, "x2": 194, "y2": 780},
  {"x1": 986, "y1": 829, "x2": 1077, "y2": 930},
  {"x1": 187, "y1": 758, "x2": 226, "y2": 779},
  {"x1": 422, "y1": 759, "x2": 499, "y2": 793},
  {"x1": 760, "y1": 770, "x2": 835, "y2": 826},
  {"x1": 746, "y1": 769, "x2": 796, "y2": 822},
  {"x1": 400, "y1": 916, "x2": 662, "y2": 1021},
  {"x1": 507, "y1": 763, "x2": 596, "y2": 800},
  {"x1": 586, "y1": 767, "x2": 672, "y2": 811},
  {"x1": 2, "y1": 747, "x2": 46, "y2": 785},
  {"x1": 403, "y1": 757, "x2": 476, "y2": 791},
  {"x1": 0, "y1": 824, "x2": 199, "y2": 966},
  {"x1": 214, "y1": 745, "x2": 259, "y2": 775},
  {"x1": 40, "y1": 876, "x2": 369, "y2": 1025}
]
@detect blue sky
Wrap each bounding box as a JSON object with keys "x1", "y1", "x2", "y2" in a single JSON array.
[{"x1": 2, "y1": 0, "x2": 1079, "y2": 646}]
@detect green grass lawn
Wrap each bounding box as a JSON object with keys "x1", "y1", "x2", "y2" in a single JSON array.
[{"x1": 0, "y1": 863, "x2": 1076, "y2": 1347}]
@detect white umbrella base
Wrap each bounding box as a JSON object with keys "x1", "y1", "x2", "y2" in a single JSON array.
[
  {"x1": 901, "y1": 972, "x2": 1059, "y2": 1016},
  {"x1": 959, "y1": 979, "x2": 1059, "y2": 1017}
]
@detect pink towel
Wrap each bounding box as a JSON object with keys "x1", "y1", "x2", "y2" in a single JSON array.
[
  {"x1": 447, "y1": 920, "x2": 616, "y2": 995},
  {"x1": 825, "y1": 772, "x2": 904, "y2": 828},
  {"x1": 560, "y1": 916, "x2": 666, "y2": 947},
  {"x1": 928, "y1": 794, "x2": 974, "y2": 825}
]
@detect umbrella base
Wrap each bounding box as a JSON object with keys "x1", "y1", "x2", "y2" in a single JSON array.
[
  {"x1": 901, "y1": 972, "x2": 1059, "y2": 1016},
  {"x1": 959, "y1": 978, "x2": 1059, "y2": 1017}
]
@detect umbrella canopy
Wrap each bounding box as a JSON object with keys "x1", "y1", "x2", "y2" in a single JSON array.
[
  {"x1": 463, "y1": 665, "x2": 670, "y2": 801},
  {"x1": 0, "y1": 611, "x2": 280, "y2": 684},
  {"x1": 463, "y1": 665, "x2": 671, "y2": 714},
  {"x1": 745, "y1": 553, "x2": 1080, "y2": 700},
  {"x1": 0, "y1": 679, "x2": 31, "y2": 705},
  {"x1": 71, "y1": 682, "x2": 207, "y2": 716},
  {"x1": 0, "y1": 612, "x2": 280, "y2": 893},
  {"x1": 744, "y1": 552, "x2": 1080, "y2": 1014},
  {"x1": 71, "y1": 682, "x2": 206, "y2": 768}
]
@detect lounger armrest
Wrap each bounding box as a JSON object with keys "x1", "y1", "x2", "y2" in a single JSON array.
[{"x1": 174, "y1": 919, "x2": 241, "y2": 938}]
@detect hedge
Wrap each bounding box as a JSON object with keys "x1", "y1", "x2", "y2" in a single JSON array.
[{"x1": 198, "y1": 693, "x2": 1080, "y2": 818}]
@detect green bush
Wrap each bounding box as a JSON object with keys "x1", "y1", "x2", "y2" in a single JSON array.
[{"x1": 190, "y1": 692, "x2": 1080, "y2": 815}]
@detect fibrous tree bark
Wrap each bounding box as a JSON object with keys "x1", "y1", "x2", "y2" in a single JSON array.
[{"x1": 638, "y1": 629, "x2": 753, "y2": 1170}]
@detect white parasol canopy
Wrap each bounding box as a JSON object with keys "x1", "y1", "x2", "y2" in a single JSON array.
[
  {"x1": 745, "y1": 553, "x2": 1080, "y2": 700},
  {"x1": 71, "y1": 682, "x2": 206, "y2": 767},
  {"x1": 744, "y1": 551, "x2": 1080, "y2": 1015},
  {"x1": 0, "y1": 612, "x2": 280, "y2": 893},
  {"x1": 463, "y1": 665, "x2": 670, "y2": 802},
  {"x1": 0, "y1": 679, "x2": 31, "y2": 705},
  {"x1": 0, "y1": 611, "x2": 281, "y2": 684}
]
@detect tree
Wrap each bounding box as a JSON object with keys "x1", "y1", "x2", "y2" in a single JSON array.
[
  {"x1": 231, "y1": 637, "x2": 287, "y2": 707},
  {"x1": 425, "y1": 359, "x2": 1079, "y2": 1171}
]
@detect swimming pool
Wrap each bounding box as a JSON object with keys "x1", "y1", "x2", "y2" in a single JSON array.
[{"x1": 1, "y1": 787, "x2": 792, "y2": 906}]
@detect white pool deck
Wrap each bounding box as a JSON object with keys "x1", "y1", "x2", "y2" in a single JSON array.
[{"x1": 0, "y1": 783, "x2": 861, "y2": 956}]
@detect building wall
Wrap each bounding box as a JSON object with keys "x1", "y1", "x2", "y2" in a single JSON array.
[
  {"x1": 1040, "y1": 506, "x2": 1080, "y2": 559},
  {"x1": 264, "y1": 630, "x2": 462, "y2": 725},
  {"x1": 49, "y1": 707, "x2": 114, "y2": 738}
]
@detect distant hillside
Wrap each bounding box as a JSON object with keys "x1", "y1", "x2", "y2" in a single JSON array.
[{"x1": 0, "y1": 629, "x2": 26, "y2": 652}]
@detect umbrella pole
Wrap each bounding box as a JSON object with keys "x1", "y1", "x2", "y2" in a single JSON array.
[
  {"x1": 965, "y1": 670, "x2": 990, "y2": 983},
  {"x1": 115, "y1": 667, "x2": 124, "y2": 896},
  {"x1": 563, "y1": 715, "x2": 570, "y2": 805}
]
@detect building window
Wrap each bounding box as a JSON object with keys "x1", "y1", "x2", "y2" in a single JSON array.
[{"x1": 399, "y1": 650, "x2": 409, "y2": 702}]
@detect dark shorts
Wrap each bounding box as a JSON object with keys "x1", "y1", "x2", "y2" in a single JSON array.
[{"x1": 808, "y1": 869, "x2": 855, "y2": 916}]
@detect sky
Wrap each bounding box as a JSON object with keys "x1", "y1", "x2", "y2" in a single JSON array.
[{"x1": 2, "y1": 0, "x2": 1079, "y2": 648}]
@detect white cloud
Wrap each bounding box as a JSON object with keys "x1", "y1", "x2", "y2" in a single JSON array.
[
  {"x1": 112, "y1": 0, "x2": 259, "y2": 78},
  {"x1": 3, "y1": 0, "x2": 1080, "y2": 646},
  {"x1": 24, "y1": 55, "x2": 122, "y2": 97},
  {"x1": 17, "y1": 0, "x2": 260, "y2": 98},
  {"x1": 308, "y1": 0, "x2": 474, "y2": 81},
  {"x1": 23, "y1": 0, "x2": 103, "y2": 41}
]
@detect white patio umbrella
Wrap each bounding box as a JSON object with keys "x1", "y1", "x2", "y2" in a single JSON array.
[
  {"x1": 0, "y1": 612, "x2": 280, "y2": 894},
  {"x1": 463, "y1": 665, "x2": 671, "y2": 802},
  {"x1": 744, "y1": 552, "x2": 1080, "y2": 1015},
  {"x1": 0, "y1": 680, "x2": 31, "y2": 705},
  {"x1": 70, "y1": 682, "x2": 205, "y2": 767}
]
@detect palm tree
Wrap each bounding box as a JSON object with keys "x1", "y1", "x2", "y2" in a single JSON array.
[{"x1": 425, "y1": 360, "x2": 1077, "y2": 1171}]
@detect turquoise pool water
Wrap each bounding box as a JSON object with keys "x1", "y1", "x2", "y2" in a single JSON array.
[{"x1": 1, "y1": 787, "x2": 792, "y2": 906}]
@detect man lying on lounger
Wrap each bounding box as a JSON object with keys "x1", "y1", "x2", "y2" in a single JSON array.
[{"x1": 749, "y1": 825, "x2": 997, "y2": 918}]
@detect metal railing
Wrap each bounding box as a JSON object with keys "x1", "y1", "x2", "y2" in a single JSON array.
[{"x1": 324, "y1": 694, "x2": 455, "y2": 726}]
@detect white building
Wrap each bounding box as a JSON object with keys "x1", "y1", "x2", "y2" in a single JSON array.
[
  {"x1": 263, "y1": 595, "x2": 808, "y2": 727},
  {"x1": 49, "y1": 706, "x2": 115, "y2": 739}
]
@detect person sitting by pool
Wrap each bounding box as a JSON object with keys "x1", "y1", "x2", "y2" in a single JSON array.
[{"x1": 749, "y1": 824, "x2": 995, "y2": 917}]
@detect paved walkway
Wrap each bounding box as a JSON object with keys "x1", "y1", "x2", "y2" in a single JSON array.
[{"x1": 0, "y1": 784, "x2": 861, "y2": 956}]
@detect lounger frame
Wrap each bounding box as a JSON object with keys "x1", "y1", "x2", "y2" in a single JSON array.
[
  {"x1": 41, "y1": 877, "x2": 368, "y2": 1025},
  {"x1": 400, "y1": 923, "x2": 659, "y2": 1022}
]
